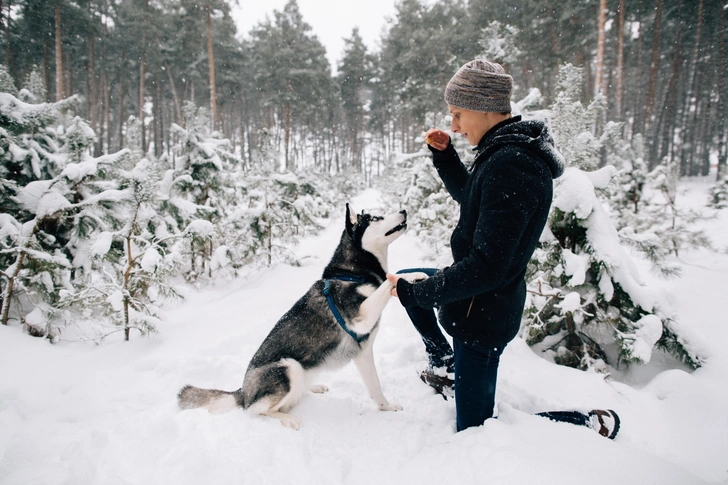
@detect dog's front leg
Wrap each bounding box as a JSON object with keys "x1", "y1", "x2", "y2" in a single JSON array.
[
  {"x1": 349, "y1": 281, "x2": 393, "y2": 335},
  {"x1": 354, "y1": 343, "x2": 402, "y2": 412}
]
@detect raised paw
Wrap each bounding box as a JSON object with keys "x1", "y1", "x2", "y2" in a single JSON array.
[
  {"x1": 379, "y1": 402, "x2": 403, "y2": 412},
  {"x1": 398, "y1": 272, "x2": 429, "y2": 283},
  {"x1": 310, "y1": 384, "x2": 329, "y2": 394}
]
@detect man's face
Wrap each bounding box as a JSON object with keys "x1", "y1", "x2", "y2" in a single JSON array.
[{"x1": 448, "y1": 105, "x2": 496, "y2": 146}]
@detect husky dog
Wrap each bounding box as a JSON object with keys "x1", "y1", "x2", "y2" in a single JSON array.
[{"x1": 178, "y1": 204, "x2": 427, "y2": 429}]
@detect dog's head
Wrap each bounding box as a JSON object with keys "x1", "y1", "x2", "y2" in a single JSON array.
[{"x1": 345, "y1": 203, "x2": 407, "y2": 254}]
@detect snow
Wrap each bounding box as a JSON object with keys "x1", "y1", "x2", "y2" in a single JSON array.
[
  {"x1": 0, "y1": 213, "x2": 20, "y2": 239},
  {"x1": 16, "y1": 179, "x2": 52, "y2": 214},
  {"x1": 561, "y1": 248, "x2": 588, "y2": 286},
  {"x1": 90, "y1": 231, "x2": 113, "y2": 256},
  {"x1": 627, "y1": 314, "x2": 663, "y2": 364},
  {"x1": 1, "y1": 184, "x2": 727, "y2": 484},
  {"x1": 61, "y1": 159, "x2": 100, "y2": 182},
  {"x1": 141, "y1": 247, "x2": 163, "y2": 273},
  {"x1": 584, "y1": 164, "x2": 617, "y2": 189},
  {"x1": 553, "y1": 167, "x2": 595, "y2": 219},
  {"x1": 556, "y1": 291, "x2": 582, "y2": 314},
  {"x1": 185, "y1": 219, "x2": 215, "y2": 237}
]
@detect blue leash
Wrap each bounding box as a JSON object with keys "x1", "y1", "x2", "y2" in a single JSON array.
[{"x1": 323, "y1": 275, "x2": 369, "y2": 344}]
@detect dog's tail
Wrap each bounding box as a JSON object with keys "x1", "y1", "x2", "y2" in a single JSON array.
[{"x1": 177, "y1": 385, "x2": 243, "y2": 414}]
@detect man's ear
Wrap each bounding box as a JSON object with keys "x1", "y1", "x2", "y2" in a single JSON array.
[{"x1": 345, "y1": 203, "x2": 357, "y2": 232}]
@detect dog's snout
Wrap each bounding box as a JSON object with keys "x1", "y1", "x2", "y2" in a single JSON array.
[{"x1": 400, "y1": 210, "x2": 407, "y2": 219}]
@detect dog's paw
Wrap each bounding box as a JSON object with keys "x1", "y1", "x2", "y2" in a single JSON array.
[
  {"x1": 310, "y1": 384, "x2": 329, "y2": 394},
  {"x1": 379, "y1": 402, "x2": 403, "y2": 412},
  {"x1": 279, "y1": 414, "x2": 302, "y2": 430},
  {"x1": 398, "y1": 272, "x2": 429, "y2": 283}
]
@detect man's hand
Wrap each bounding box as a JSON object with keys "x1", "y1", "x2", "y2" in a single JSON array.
[
  {"x1": 386, "y1": 272, "x2": 430, "y2": 298},
  {"x1": 424, "y1": 128, "x2": 450, "y2": 151}
]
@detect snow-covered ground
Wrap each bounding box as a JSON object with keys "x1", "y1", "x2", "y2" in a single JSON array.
[{"x1": 1, "y1": 181, "x2": 727, "y2": 485}]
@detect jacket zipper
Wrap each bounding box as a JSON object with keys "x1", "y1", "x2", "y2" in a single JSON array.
[{"x1": 466, "y1": 296, "x2": 475, "y2": 318}]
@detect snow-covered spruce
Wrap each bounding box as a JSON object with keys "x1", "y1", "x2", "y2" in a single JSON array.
[
  {"x1": 522, "y1": 167, "x2": 702, "y2": 370},
  {"x1": 709, "y1": 172, "x2": 728, "y2": 209},
  {"x1": 0, "y1": 90, "x2": 134, "y2": 337}
]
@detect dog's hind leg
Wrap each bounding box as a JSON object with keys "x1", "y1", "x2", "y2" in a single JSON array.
[
  {"x1": 247, "y1": 358, "x2": 307, "y2": 430},
  {"x1": 353, "y1": 341, "x2": 402, "y2": 412}
]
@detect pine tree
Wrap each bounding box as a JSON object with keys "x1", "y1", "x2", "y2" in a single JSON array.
[
  {"x1": 550, "y1": 64, "x2": 609, "y2": 171},
  {"x1": 21, "y1": 66, "x2": 47, "y2": 102},
  {"x1": 643, "y1": 157, "x2": 712, "y2": 258},
  {"x1": 522, "y1": 166, "x2": 702, "y2": 370},
  {"x1": 522, "y1": 66, "x2": 703, "y2": 371},
  {"x1": 337, "y1": 27, "x2": 375, "y2": 172},
  {"x1": 0, "y1": 90, "x2": 131, "y2": 336},
  {"x1": 237, "y1": 168, "x2": 329, "y2": 268},
  {"x1": 477, "y1": 20, "x2": 522, "y2": 69},
  {"x1": 61, "y1": 158, "x2": 183, "y2": 341},
  {"x1": 709, "y1": 173, "x2": 728, "y2": 209},
  {"x1": 0, "y1": 64, "x2": 17, "y2": 95},
  {"x1": 158, "y1": 101, "x2": 244, "y2": 280}
]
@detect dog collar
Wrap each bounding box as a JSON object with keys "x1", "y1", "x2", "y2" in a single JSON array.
[{"x1": 323, "y1": 276, "x2": 369, "y2": 344}]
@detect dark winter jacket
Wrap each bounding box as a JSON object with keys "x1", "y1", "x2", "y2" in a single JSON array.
[{"x1": 397, "y1": 115, "x2": 565, "y2": 348}]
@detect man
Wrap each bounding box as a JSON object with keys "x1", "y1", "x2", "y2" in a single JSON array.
[{"x1": 386, "y1": 59, "x2": 566, "y2": 432}]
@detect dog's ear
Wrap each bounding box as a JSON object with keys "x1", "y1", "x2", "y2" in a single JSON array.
[{"x1": 345, "y1": 203, "x2": 357, "y2": 231}]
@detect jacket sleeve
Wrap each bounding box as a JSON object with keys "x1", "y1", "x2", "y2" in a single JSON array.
[
  {"x1": 398, "y1": 149, "x2": 546, "y2": 309},
  {"x1": 430, "y1": 143, "x2": 470, "y2": 204}
]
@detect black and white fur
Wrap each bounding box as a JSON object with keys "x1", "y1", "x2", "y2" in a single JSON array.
[{"x1": 178, "y1": 204, "x2": 427, "y2": 429}]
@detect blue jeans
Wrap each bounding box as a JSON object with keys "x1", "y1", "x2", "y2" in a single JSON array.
[
  {"x1": 396, "y1": 268, "x2": 454, "y2": 369},
  {"x1": 454, "y1": 340, "x2": 504, "y2": 432},
  {"x1": 396, "y1": 269, "x2": 594, "y2": 433},
  {"x1": 396, "y1": 268, "x2": 503, "y2": 432}
]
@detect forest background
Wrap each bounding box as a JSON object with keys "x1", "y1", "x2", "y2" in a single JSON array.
[{"x1": 1, "y1": 0, "x2": 725, "y2": 177}]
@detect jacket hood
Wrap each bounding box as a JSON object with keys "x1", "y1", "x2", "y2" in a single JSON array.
[{"x1": 473, "y1": 115, "x2": 565, "y2": 179}]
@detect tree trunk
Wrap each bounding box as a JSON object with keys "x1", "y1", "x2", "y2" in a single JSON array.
[
  {"x1": 43, "y1": 41, "x2": 50, "y2": 101},
  {"x1": 616, "y1": 0, "x2": 625, "y2": 118},
  {"x1": 594, "y1": 0, "x2": 607, "y2": 97},
  {"x1": 645, "y1": 0, "x2": 663, "y2": 130},
  {"x1": 718, "y1": 1, "x2": 727, "y2": 179},
  {"x1": 64, "y1": 47, "x2": 71, "y2": 98},
  {"x1": 5, "y1": 0, "x2": 16, "y2": 85},
  {"x1": 118, "y1": 49, "x2": 125, "y2": 150},
  {"x1": 104, "y1": 70, "x2": 110, "y2": 152},
  {"x1": 285, "y1": 78, "x2": 292, "y2": 171},
  {"x1": 139, "y1": 0, "x2": 149, "y2": 155},
  {"x1": 55, "y1": 1, "x2": 63, "y2": 101},
  {"x1": 207, "y1": 4, "x2": 217, "y2": 130},
  {"x1": 679, "y1": 0, "x2": 704, "y2": 175},
  {"x1": 1, "y1": 250, "x2": 26, "y2": 326},
  {"x1": 99, "y1": 13, "x2": 109, "y2": 155},
  {"x1": 89, "y1": 33, "x2": 97, "y2": 140},
  {"x1": 157, "y1": 41, "x2": 183, "y2": 125},
  {"x1": 153, "y1": 77, "x2": 160, "y2": 158},
  {"x1": 123, "y1": 233, "x2": 133, "y2": 341},
  {"x1": 682, "y1": 0, "x2": 704, "y2": 119},
  {"x1": 632, "y1": 17, "x2": 645, "y2": 135},
  {"x1": 698, "y1": 67, "x2": 714, "y2": 175},
  {"x1": 655, "y1": 6, "x2": 682, "y2": 167},
  {"x1": 97, "y1": 73, "x2": 105, "y2": 156}
]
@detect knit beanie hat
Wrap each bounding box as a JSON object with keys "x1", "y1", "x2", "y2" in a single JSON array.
[{"x1": 444, "y1": 59, "x2": 513, "y2": 113}]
